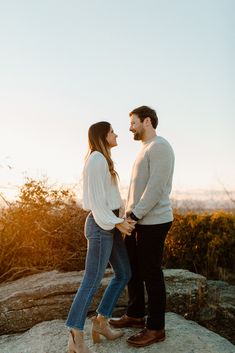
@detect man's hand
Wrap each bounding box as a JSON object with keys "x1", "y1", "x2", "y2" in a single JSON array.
[
  {"x1": 115, "y1": 219, "x2": 135, "y2": 236},
  {"x1": 124, "y1": 217, "x2": 137, "y2": 236}
]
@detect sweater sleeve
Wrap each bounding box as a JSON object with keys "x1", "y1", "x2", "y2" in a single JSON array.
[
  {"x1": 87, "y1": 154, "x2": 123, "y2": 230},
  {"x1": 132, "y1": 143, "x2": 174, "y2": 220}
]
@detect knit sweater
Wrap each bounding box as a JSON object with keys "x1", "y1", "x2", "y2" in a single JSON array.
[
  {"x1": 82, "y1": 151, "x2": 123, "y2": 230},
  {"x1": 126, "y1": 135, "x2": 175, "y2": 225}
]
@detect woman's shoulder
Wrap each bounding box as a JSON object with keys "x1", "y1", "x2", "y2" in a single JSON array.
[
  {"x1": 89, "y1": 151, "x2": 104, "y2": 159},
  {"x1": 87, "y1": 151, "x2": 107, "y2": 168},
  {"x1": 89, "y1": 151, "x2": 106, "y2": 160}
]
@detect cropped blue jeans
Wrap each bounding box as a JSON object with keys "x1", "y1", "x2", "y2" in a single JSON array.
[{"x1": 66, "y1": 211, "x2": 131, "y2": 330}]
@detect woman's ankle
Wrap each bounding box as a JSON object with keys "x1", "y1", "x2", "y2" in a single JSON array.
[
  {"x1": 70, "y1": 327, "x2": 83, "y2": 337},
  {"x1": 97, "y1": 314, "x2": 106, "y2": 320}
]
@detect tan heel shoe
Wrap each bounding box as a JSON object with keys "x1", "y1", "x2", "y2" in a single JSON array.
[
  {"x1": 68, "y1": 330, "x2": 76, "y2": 353},
  {"x1": 91, "y1": 329, "x2": 101, "y2": 343},
  {"x1": 91, "y1": 316, "x2": 123, "y2": 343},
  {"x1": 68, "y1": 329, "x2": 96, "y2": 353}
]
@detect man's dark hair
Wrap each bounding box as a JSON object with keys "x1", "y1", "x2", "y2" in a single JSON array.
[{"x1": 129, "y1": 105, "x2": 158, "y2": 129}]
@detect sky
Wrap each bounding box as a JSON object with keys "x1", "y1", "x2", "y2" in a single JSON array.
[{"x1": 0, "y1": 0, "x2": 235, "y2": 202}]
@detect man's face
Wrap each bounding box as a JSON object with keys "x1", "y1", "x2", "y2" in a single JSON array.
[{"x1": 129, "y1": 114, "x2": 145, "y2": 140}]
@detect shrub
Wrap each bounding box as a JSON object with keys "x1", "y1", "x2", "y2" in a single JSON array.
[
  {"x1": 0, "y1": 179, "x2": 87, "y2": 283},
  {"x1": 164, "y1": 211, "x2": 235, "y2": 281},
  {"x1": 1, "y1": 180, "x2": 235, "y2": 283}
]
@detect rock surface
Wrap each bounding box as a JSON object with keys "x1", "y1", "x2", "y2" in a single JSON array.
[
  {"x1": 0, "y1": 313, "x2": 234, "y2": 353},
  {"x1": 207, "y1": 280, "x2": 235, "y2": 319},
  {"x1": 197, "y1": 280, "x2": 235, "y2": 343},
  {"x1": 165, "y1": 269, "x2": 206, "y2": 316},
  {"x1": 0, "y1": 269, "x2": 206, "y2": 335}
]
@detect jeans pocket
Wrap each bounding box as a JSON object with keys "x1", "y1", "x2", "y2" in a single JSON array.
[
  {"x1": 85, "y1": 213, "x2": 95, "y2": 239},
  {"x1": 85, "y1": 213, "x2": 115, "y2": 239}
]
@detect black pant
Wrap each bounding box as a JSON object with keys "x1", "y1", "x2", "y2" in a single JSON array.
[{"x1": 125, "y1": 221, "x2": 172, "y2": 330}]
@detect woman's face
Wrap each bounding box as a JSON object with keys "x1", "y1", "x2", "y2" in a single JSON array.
[{"x1": 106, "y1": 125, "x2": 118, "y2": 148}]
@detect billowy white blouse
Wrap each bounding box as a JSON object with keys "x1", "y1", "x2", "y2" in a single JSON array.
[{"x1": 82, "y1": 151, "x2": 123, "y2": 230}]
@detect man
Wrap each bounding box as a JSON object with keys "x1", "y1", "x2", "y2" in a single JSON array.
[{"x1": 109, "y1": 105, "x2": 175, "y2": 347}]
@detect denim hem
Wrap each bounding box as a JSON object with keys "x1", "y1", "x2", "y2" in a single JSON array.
[
  {"x1": 96, "y1": 311, "x2": 110, "y2": 318},
  {"x1": 65, "y1": 323, "x2": 84, "y2": 331}
]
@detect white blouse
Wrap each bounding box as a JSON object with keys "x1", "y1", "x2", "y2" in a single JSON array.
[{"x1": 82, "y1": 151, "x2": 123, "y2": 230}]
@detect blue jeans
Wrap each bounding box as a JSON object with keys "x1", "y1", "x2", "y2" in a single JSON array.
[{"x1": 66, "y1": 212, "x2": 131, "y2": 330}]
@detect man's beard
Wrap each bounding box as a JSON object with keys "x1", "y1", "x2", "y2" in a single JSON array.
[
  {"x1": 133, "y1": 129, "x2": 144, "y2": 140},
  {"x1": 133, "y1": 132, "x2": 141, "y2": 140}
]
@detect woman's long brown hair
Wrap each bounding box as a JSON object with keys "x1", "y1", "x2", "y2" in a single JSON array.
[{"x1": 85, "y1": 121, "x2": 118, "y2": 183}]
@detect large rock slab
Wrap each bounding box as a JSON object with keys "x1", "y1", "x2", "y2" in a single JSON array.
[
  {"x1": 0, "y1": 313, "x2": 234, "y2": 353},
  {"x1": 0, "y1": 269, "x2": 206, "y2": 334}
]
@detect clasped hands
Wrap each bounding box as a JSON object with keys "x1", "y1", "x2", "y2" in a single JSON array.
[{"x1": 115, "y1": 217, "x2": 136, "y2": 236}]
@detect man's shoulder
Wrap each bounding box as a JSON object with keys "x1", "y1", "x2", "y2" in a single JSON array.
[
  {"x1": 146, "y1": 137, "x2": 175, "y2": 164},
  {"x1": 148, "y1": 136, "x2": 173, "y2": 151}
]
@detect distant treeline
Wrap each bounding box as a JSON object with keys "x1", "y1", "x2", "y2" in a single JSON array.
[{"x1": 0, "y1": 179, "x2": 234, "y2": 284}]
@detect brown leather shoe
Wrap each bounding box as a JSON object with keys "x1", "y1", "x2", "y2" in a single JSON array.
[
  {"x1": 127, "y1": 327, "x2": 165, "y2": 347},
  {"x1": 108, "y1": 314, "x2": 145, "y2": 328}
]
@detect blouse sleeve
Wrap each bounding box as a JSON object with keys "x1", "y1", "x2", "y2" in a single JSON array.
[{"x1": 86, "y1": 154, "x2": 123, "y2": 230}]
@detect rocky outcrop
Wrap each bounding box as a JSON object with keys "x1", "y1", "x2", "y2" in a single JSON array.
[
  {"x1": 165, "y1": 269, "x2": 206, "y2": 316},
  {"x1": 0, "y1": 269, "x2": 206, "y2": 335},
  {"x1": 197, "y1": 280, "x2": 235, "y2": 343},
  {"x1": 0, "y1": 313, "x2": 234, "y2": 353}
]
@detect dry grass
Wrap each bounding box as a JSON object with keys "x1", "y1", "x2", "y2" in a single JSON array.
[
  {"x1": 0, "y1": 179, "x2": 235, "y2": 284},
  {"x1": 0, "y1": 179, "x2": 87, "y2": 283}
]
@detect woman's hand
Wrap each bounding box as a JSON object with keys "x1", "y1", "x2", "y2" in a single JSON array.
[{"x1": 115, "y1": 219, "x2": 136, "y2": 236}]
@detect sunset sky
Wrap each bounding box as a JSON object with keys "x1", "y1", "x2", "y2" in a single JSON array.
[{"x1": 0, "y1": 0, "x2": 235, "y2": 201}]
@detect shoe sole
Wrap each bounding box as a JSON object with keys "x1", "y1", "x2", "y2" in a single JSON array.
[
  {"x1": 109, "y1": 323, "x2": 145, "y2": 329},
  {"x1": 127, "y1": 336, "x2": 165, "y2": 347}
]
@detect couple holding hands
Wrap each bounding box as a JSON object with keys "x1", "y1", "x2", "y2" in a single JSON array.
[{"x1": 66, "y1": 105, "x2": 175, "y2": 352}]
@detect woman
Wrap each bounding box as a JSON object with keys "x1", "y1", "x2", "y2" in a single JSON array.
[{"x1": 66, "y1": 121, "x2": 135, "y2": 353}]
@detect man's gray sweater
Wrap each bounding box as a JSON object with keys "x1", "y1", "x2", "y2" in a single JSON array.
[{"x1": 126, "y1": 135, "x2": 175, "y2": 225}]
